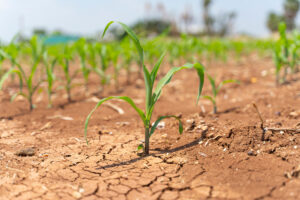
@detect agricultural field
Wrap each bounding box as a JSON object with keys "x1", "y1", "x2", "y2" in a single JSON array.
[{"x1": 0, "y1": 22, "x2": 299, "y2": 200}]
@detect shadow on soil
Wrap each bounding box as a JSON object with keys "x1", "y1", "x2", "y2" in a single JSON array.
[{"x1": 96, "y1": 137, "x2": 202, "y2": 170}]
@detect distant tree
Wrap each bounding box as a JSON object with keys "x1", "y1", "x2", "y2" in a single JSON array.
[
  {"x1": 33, "y1": 28, "x2": 47, "y2": 36},
  {"x1": 284, "y1": 0, "x2": 300, "y2": 30},
  {"x1": 267, "y1": 12, "x2": 284, "y2": 33},
  {"x1": 215, "y1": 12, "x2": 237, "y2": 36},
  {"x1": 110, "y1": 19, "x2": 173, "y2": 40},
  {"x1": 202, "y1": 0, "x2": 214, "y2": 35},
  {"x1": 51, "y1": 30, "x2": 64, "y2": 36},
  {"x1": 181, "y1": 5, "x2": 194, "y2": 33}
]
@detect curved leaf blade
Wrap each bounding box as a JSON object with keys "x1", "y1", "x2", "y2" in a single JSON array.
[
  {"x1": 153, "y1": 62, "x2": 205, "y2": 104},
  {"x1": 102, "y1": 21, "x2": 144, "y2": 66},
  {"x1": 217, "y1": 79, "x2": 239, "y2": 93},
  {"x1": 149, "y1": 115, "x2": 183, "y2": 138},
  {"x1": 207, "y1": 75, "x2": 217, "y2": 97},
  {"x1": 150, "y1": 52, "x2": 166, "y2": 83},
  {"x1": 84, "y1": 96, "x2": 145, "y2": 144},
  {"x1": 201, "y1": 95, "x2": 216, "y2": 105},
  {"x1": 0, "y1": 69, "x2": 23, "y2": 91}
]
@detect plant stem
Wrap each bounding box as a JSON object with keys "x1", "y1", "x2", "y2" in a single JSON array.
[
  {"x1": 48, "y1": 91, "x2": 52, "y2": 108},
  {"x1": 67, "y1": 87, "x2": 71, "y2": 102},
  {"x1": 29, "y1": 96, "x2": 33, "y2": 111},
  {"x1": 144, "y1": 127, "x2": 150, "y2": 155},
  {"x1": 213, "y1": 102, "x2": 217, "y2": 114}
]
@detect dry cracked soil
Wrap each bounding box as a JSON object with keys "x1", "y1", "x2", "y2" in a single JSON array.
[{"x1": 0, "y1": 55, "x2": 300, "y2": 200}]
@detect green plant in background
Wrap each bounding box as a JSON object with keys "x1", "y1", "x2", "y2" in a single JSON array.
[
  {"x1": 273, "y1": 43, "x2": 284, "y2": 85},
  {"x1": 58, "y1": 44, "x2": 78, "y2": 102},
  {"x1": 43, "y1": 50, "x2": 57, "y2": 107},
  {"x1": 96, "y1": 43, "x2": 111, "y2": 92},
  {"x1": 279, "y1": 22, "x2": 290, "y2": 83},
  {"x1": 202, "y1": 75, "x2": 239, "y2": 114},
  {"x1": 0, "y1": 36, "x2": 45, "y2": 110},
  {"x1": 121, "y1": 38, "x2": 134, "y2": 84},
  {"x1": 290, "y1": 31, "x2": 300, "y2": 73},
  {"x1": 107, "y1": 45, "x2": 122, "y2": 91},
  {"x1": 85, "y1": 21, "x2": 205, "y2": 155},
  {"x1": 75, "y1": 38, "x2": 90, "y2": 91},
  {"x1": 0, "y1": 48, "x2": 4, "y2": 77},
  {"x1": 87, "y1": 43, "x2": 108, "y2": 91}
]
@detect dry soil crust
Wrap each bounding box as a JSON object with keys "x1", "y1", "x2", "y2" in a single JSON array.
[{"x1": 0, "y1": 55, "x2": 300, "y2": 200}]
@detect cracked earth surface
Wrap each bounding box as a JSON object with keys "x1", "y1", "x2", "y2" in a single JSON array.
[{"x1": 0, "y1": 56, "x2": 300, "y2": 200}]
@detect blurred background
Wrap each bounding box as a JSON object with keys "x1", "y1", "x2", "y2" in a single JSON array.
[{"x1": 1, "y1": 0, "x2": 300, "y2": 42}]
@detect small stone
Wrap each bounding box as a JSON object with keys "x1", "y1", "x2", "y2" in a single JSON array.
[
  {"x1": 199, "y1": 152, "x2": 207, "y2": 157},
  {"x1": 247, "y1": 150, "x2": 257, "y2": 156},
  {"x1": 185, "y1": 120, "x2": 196, "y2": 132},
  {"x1": 1, "y1": 131, "x2": 13, "y2": 138},
  {"x1": 15, "y1": 147, "x2": 35, "y2": 157},
  {"x1": 72, "y1": 191, "x2": 82, "y2": 199},
  {"x1": 289, "y1": 111, "x2": 299, "y2": 118}
]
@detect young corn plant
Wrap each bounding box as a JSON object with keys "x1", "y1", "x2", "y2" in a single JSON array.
[
  {"x1": 278, "y1": 23, "x2": 289, "y2": 83},
  {"x1": 43, "y1": 50, "x2": 57, "y2": 108},
  {"x1": 87, "y1": 43, "x2": 109, "y2": 93},
  {"x1": 0, "y1": 49, "x2": 4, "y2": 77},
  {"x1": 202, "y1": 75, "x2": 239, "y2": 114},
  {"x1": 273, "y1": 44, "x2": 284, "y2": 85},
  {"x1": 108, "y1": 45, "x2": 122, "y2": 91},
  {"x1": 75, "y1": 38, "x2": 90, "y2": 91},
  {"x1": 58, "y1": 44, "x2": 78, "y2": 102},
  {"x1": 96, "y1": 43, "x2": 111, "y2": 91},
  {"x1": 121, "y1": 38, "x2": 134, "y2": 84},
  {"x1": 0, "y1": 36, "x2": 45, "y2": 110},
  {"x1": 84, "y1": 21, "x2": 205, "y2": 155}
]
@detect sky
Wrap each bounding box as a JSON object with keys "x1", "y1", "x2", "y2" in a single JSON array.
[{"x1": 0, "y1": 0, "x2": 297, "y2": 42}]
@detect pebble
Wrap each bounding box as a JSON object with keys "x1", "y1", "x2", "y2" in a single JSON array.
[
  {"x1": 15, "y1": 147, "x2": 35, "y2": 157},
  {"x1": 247, "y1": 150, "x2": 257, "y2": 156},
  {"x1": 72, "y1": 191, "x2": 82, "y2": 199},
  {"x1": 199, "y1": 152, "x2": 207, "y2": 157},
  {"x1": 289, "y1": 111, "x2": 299, "y2": 118}
]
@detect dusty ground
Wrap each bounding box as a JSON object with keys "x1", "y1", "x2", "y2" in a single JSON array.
[{"x1": 0, "y1": 55, "x2": 299, "y2": 200}]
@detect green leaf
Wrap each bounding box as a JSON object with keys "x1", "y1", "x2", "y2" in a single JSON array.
[
  {"x1": 137, "y1": 144, "x2": 144, "y2": 151},
  {"x1": 207, "y1": 75, "x2": 217, "y2": 97},
  {"x1": 84, "y1": 96, "x2": 146, "y2": 144},
  {"x1": 202, "y1": 95, "x2": 216, "y2": 106},
  {"x1": 0, "y1": 69, "x2": 23, "y2": 91},
  {"x1": 149, "y1": 115, "x2": 183, "y2": 138},
  {"x1": 150, "y1": 52, "x2": 166, "y2": 83},
  {"x1": 153, "y1": 62, "x2": 205, "y2": 105},
  {"x1": 143, "y1": 64, "x2": 152, "y2": 116},
  {"x1": 102, "y1": 21, "x2": 115, "y2": 39},
  {"x1": 11, "y1": 92, "x2": 27, "y2": 102},
  {"x1": 28, "y1": 61, "x2": 39, "y2": 91},
  {"x1": 217, "y1": 79, "x2": 239, "y2": 93},
  {"x1": 102, "y1": 21, "x2": 144, "y2": 66}
]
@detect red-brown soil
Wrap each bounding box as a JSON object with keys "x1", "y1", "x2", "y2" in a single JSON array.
[{"x1": 0, "y1": 55, "x2": 299, "y2": 200}]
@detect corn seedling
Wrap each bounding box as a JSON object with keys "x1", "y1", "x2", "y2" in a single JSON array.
[
  {"x1": 107, "y1": 45, "x2": 121, "y2": 91},
  {"x1": 85, "y1": 21, "x2": 205, "y2": 155},
  {"x1": 58, "y1": 44, "x2": 78, "y2": 102},
  {"x1": 278, "y1": 23, "x2": 289, "y2": 84},
  {"x1": 121, "y1": 38, "x2": 134, "y2": 83},
  {"x1": 43, "y1": 51, "x2": 57, "y2": 107},
  {"x1": 202, "y1": 75, "x2": 239, "y2": 114},
  {"x1": 87, "y1": 43, "x2": 107, "y2": 92},
  {"x1": 96, "y1": 43, "x2": 110, "y2": 90},
  {"x1": 75, "y1": 38, "x2": 90, "y2": 91},
  {"x1": 0, "y1": 36, "x2": 45, "y2": 110}
]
